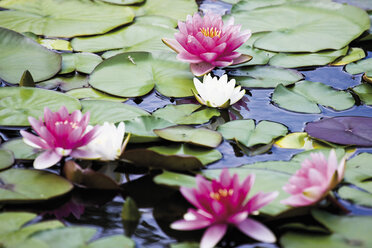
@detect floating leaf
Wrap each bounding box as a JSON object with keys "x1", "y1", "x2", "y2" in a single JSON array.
[
  {"x1": 152, "y1": 104, "x2": 220, "y2": 125},
  {"x1": 344, "y1": 153, "x2": 372, "y2": 191},
  {"x1": 231, "y1": 1, "x2": 370, "y2": 52},
  {"x1": 272, "y1": 81, "x2": 355, "y2": 113},
  {"x1": 38, "y1": 75, "x2": 89, "y2": 91},
  {"x1": 269, "y1": 47, "x2": 348, "y2": 68},
  {"x1": 345, "y1": 57, "x2": 372, "y2": 75},
  {"x1": 153, "y1": 170, "x2": 197, "y2": 188},
  {"x1": 305, "y1": 117, "x2": 372, "y2": 146},
  {"x1": 229, "y1": 66, "x2": 303, "y2": 88},
  {"x1": 338, "y1": 186, "x2": 372, "y2": 208},
  {"x1": 334, "y1": 0, "x2": 372, "y2": 11},
  {"x1": 38, "y1": 38, "x2": 72, "y2": 51},
  {"x1": 67, "y1": 88, "x2": 128, "y2": 102},
  {"x1": 0, "y1": 0, "x2": 134, "y2": 37},
  {"x1": 217, "y1": 119, "x2": 288, "y2": 147},
  {"x1": 0, "y1": 169, "x2": 73, "y2": 203},
  {"x1": 231, "y1": 44, "x2": 276, "y2": 67},
  {"x1": 0, "y1": 138, "x2": 39, "y2": 160},
  {"x1": 275, "y1": 132, "x2": 332, "y2": 150},
  {"x1": 19, "y1": 70, "x2": 35, "y2": 87},
  {"x1": 0, "y1": 149, "x2": 14, "y2": 171},
  {"x1": 81, "y1": 100, "x2": 149, "y2": 125},
  {"x1": 60, "y1": 53, "x2": 102, "y2": 74},
  {"x1": 352, "y1": 83, "x2": 372, "y2": 105},
  {"x1": 121, "y1": 197, "x2": 141, "y2": 221},
  {"x1": 330, "y1": 47, "x2": 366, "y2": 66},
  {"x1": 154, "y1": 126, "x2": 222, "y2": 148},
  {"x1": 0, "y1": 87, "x2": 81, "y2": 126},
  {"x1": 0, "y1": 27, "x2": 61, "y2": 84},
  {"x1": 98, "y1": 0, "x2": 144, "y2": 5}
]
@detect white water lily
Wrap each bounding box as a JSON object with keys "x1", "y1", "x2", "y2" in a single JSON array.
[
  {"x1": 84, "y1": 122, "x2": 126, "y2": 161},
  {"x1": 192, "y1": 74, "x2": 245, "y2": 108}
]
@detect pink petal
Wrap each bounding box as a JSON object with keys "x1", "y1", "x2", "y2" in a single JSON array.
[
  {"x1": 228, "y1": 211, "x2": 248, "y2": 225},
  {"x1": 200, "y1": 52, "x2": 218, "y2": 63},
  {"x1": 219, "y1": 168, "x2": 231, "y2": 188},
  {"x1": 177, "y1": 52, "x2": 203, "y2": 63},
  {"x1": 70, "y1": 148, "x2": 100, "y2": 159},
  {"x1": 190, "y1": 62, "x2": 215, "y2": 76},
  {"x1": 20, "y1": 130, "x2": 49, "y2": 149},
  {"x1": 245, "y1": 191, "x2": 279, "y2": 213},
  {"x1": 170, "y1": 219, "x2": 211, "y2": 231},
  {"x1": 236, "y1": 218, "x2": 276, "y2": 243},
  {"x1": 34, "y1": 150, "x2": 62, "y2": 169},
  {"x1": 280, "y1": 194, "x2": 316, "y2": 207},
  {"x1": 200, "y1": 224, "x2": 227, "y2": 248},
  {"x1": 180, "y1": 187, "x2": 204, "y2": 210},
  {"x1": 162, "y1": 38, "x2": 184, "y2": 54}
]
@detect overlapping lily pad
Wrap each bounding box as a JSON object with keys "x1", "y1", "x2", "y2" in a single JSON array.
[
  {"x1": 0, "y1": 149, "x2": 14, "y2": 170},
  {"x1": 229, "y1": 66, "x2": 303, "y2": 88},
  {"x1": 305, "y1": 117, "x2": 372, "y2": 146},
  {"x1": 81, "y1": 100, "x2": 149, "y2": 125},
  {"x1": 0, "y1": 138, "x2": 39, "y2": 160},
  {"x1": 352, "y1": 83, "x2": 372, "y2": 105},
  {"x1": 67, "y1": 88, "x2": 128, "y2": 102},
  {"x1": 98, "y1": 0, "x2": 145, "y2": 5},
  {"x1": 344, "y1": 153, "x2": 372, "y2": 190},
  {"x1": 275, "y1": 132, "x2": 331, "y2": 150},
  {"x1": 0, "y1": 169, "x2": 73, "y2": 203},
  {"x1": 60, "y1": 53, "x2": 102, "y2": 74},
  {"x1": 345, "y1": 57, "x2": 372, "y2": 75},
  {"x1": 272, "y1": 81, "x2": 355, "y2": 113},
  {"x1": 330, "y1": 47, "x2": 366, "y2": 66},
  {"x1": 230, "y1": 1, "x2": 370, "y2": 52},
  {"x1": 0, "y1": 27, "x2": 61, "y2": 84},
  {"x1": 38, "y1": 75, "x2": 89, "y2": 91},
  {"x1": 0, "y1": 87, "x2": 81, "y2": 126},
  {"x1": 152, "y1": 104, "x2": 220, "y2": 124},
  {"x1": 0, "y1": 0, "x2": 135, "y2": 37}
]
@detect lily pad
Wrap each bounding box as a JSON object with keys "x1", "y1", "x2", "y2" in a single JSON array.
[
  {"x1": 274, "y1": 132, "x2": 331, "y2": 150},
  {"x1": 0, "y1": 27, "x2": 61, "y2": 84},
  {"x1": 38, "y1": 38, "x2": 72, "y2": 51},
  {"x1": 124, "y1": 116, "x2": 173, "y2": 143},
  {"x1": 154, "y1": 126, "x2": 222, "y2": 148},
  {"x1": 67, "y1": 88, "x2": 128, "y2": 102},
  {"x1": 0, "y1": 0, "x2": 135, "y2": 37},
  {"x1": 269, "y1": 47, "x2": 349, "y2": 68},
  {"x1": 228, "y1": 66, "x2": 303, "y2": 88},
  {"x1": 304, "y1": 117, "x2": 372, "y2": 146},
  {"x1": 338, "y1": 186, "x2": 372, "y2": 208},
  {"x1": 344, "y1": 153, "x2": 372, "y2": 190},
  {"x1": 231, "y1": 1, "x2": 370, "y2": 52},
  {"x1": 0, "y1": 138, "x2": 39, "y2": 160},
  {"x1": 217, "y1": 119, "x2": 288, "y2": 147},
  {"x1": 345, "y1": 57, "x2": 372, "y2": 75},
  {"x1": 352, "y1": 83, "x2": 372, "y2": 105},
  {"x1": 0, "y1": 87, "x2": 81, "y2": 126},
  {"x1": 72, "y1": 16, "x2": 176, "y2": 53},
  {"x1": 330, "y1": 47, "x2": 366, "y2": 66},
  {"x1": 152, "y1": 104, "x2": 221, "y2": 125},
  {"x1": 230, "y1": 44, "x2": 276, "y2": 67},
  {"x1": 0, "y1": 149, "x2": 14, "y2": 170},
  {"x1": 98, "y1": 0, "x2": 144, "y2": 5},
  {"x1": 38, "y1": 75, "x2": 89, "y2": 91},
  {"x1": 153, "y1": 170, "x2": 197, "y2": 188},
  {"x1": 0, "y1": 169, "x2": 73, "y2": 203},
  {"x1": 60, "y1": 53, "x2": 102, "y2": 74},
  {"x1": 272, "y1": 81, "x2": 355, "y2": 114}
]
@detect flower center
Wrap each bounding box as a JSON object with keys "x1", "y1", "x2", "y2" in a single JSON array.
[
  {"x1": 55, "y1": 120, "x2": 78, "y2": 129},
  {"x1": 200, "y1": 27, "x2": 221, "y2": 38},
  {"x1": 210, "y1": 188, "x2": 234, "y2": 200}
]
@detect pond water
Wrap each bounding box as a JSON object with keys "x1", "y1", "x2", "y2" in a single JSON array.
[{"x1": 1, "y1": 0, "x2": 372, "y2": 247}]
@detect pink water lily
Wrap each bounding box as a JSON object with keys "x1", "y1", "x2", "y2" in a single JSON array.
[
  {"x1": 171, "y1": 169, "x2": 278, "y2": 248},
  {"x1": 281, "y1": 150, "x2": 346, "y2": 207},
  {"x1": 162, "y1": 13, "x2": 252, "y2": 76},
  {"x1": 20, "y1": 106, "x2": 101, "y2": 169}
]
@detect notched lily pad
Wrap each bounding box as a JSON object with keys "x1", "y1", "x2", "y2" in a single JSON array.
[
  {"x1": 0, "y1": 137, "x2": 39, "y2": 160},
  {"x1": 154, "y1": 125, "x2": 222, "y2": 148},
  {"x1": 0, "y1": 149, "x2": 14, "y2": 171},
  {"x1": 60, "y1": 53, "x2": 102, "y2": 74},
  {"x1": 0, "y1": 169, "x2": 73, "y2": 203},
  {"x1": 305, "y1": 116, "x2": 372, "y2": 147}
]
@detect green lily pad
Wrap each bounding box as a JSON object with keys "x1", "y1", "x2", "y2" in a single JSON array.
[
  {"x1": 231, "y1": 45, "x2": 276, "y2": 67},
  {"x1": 0, "y1": 0, "x2": 134, "y2": 37},
  {"x1": 0, "y1": 149, "x2": 14, "y2": 170},
  {"x1": 0, "y1": 169, "x2": 73, "y2": 203},
  {"x1": 60, "y1": 53, "x2": 102, "y2": 74},
  {"x1": 124, "y1": 116, "x2": 174, "y2": 143},
  {"x1": 0, "y1": 138, "x2": 39, "y2": 160},
  {"x1": 330, "y1": 47, "x2": 366, "y2": 66},
  {"x1": 98, "y1": 0, "x2": 144, "y2": 5},
  {"x1": 345, "y1": 57, "x2": 372, "y2": 75},
  {"x1": 272, "y1": 81, "x2": 355, "y2": 113},
  {"x1": 229, "y1": 66, "x2": 303, "y2": 88},
  {"x1": 0, "y1": 87, "x2": 81, "y2": 126},
  {"x1": 153, "y1": 170, "x2": 197, "y2": 188},
  {"x1": 38, "y1": 75, "x2": 89, "y2": 91},
  {"x1": 154, "y1": 126, "x2": 222, "y2": 148},
  {"x1": 0, "y1": 27, "x2": 61, "y2": 84},
  {"x1": 338, "y1": 186, "x2": 372, "y2": 208},
  {"x1": 38, "y1": 38, "x2": 72, "y2": 51},
  {"x1": 87, "y1": 235, "x2": 135, "y2": 248},
  {"x1": 280, "y1": 210, "x2": 372, "y2": 248},
  {"x1": 231, "y1": 1, "x2": 370, "y2": 52},
  {"x1": 274, "y1": 132, "x2": 332, "y2": 150},
  {"x1": 217, "y1": 119, "x2": 288, "y2": 147},
  {"x1": 81, "y1": 100, "x2": 149, "y2": 125},
  {"x1": 152, "y1": 104, "x2": 220, "y2": 125},
  {"x1": 67, "y1": 88, "x2": 128, "y2": 102},
  {"x1": 344, "y1": 153, "x2": 372, "y2": 191},
  {"x1": 269, "y1": 47, "x2": 349, "y2": 68},
  {"x1": 72, "y1": 16, "x2": 176, "y2": 53},
  {"x1": 352, "y1": 83, "x2": 372, "y2": 105}
]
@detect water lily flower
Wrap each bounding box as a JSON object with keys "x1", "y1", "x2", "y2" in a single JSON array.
[
  {"x1": 171, "y1": 169, "x2": 278, "y2": 248},
  {"x1": 82, "y1": 122, "x2": 126, "y2": 161},
  {"x1": 162, "y1": 13, "x2": 252, "y2": 76},
  {"x1": 20, "y1": 106, "x2": 101, "y2": 169},
  {"x1": 192, "y1": 74, "x2": 245, "y2": 108},
  {"x1": 281, "y1": 150, "x2": 346, "y2": 207}
]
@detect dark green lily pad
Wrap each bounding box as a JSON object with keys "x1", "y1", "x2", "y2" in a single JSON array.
[
  {"x1": 154, "y1": 126, "x2": 222, "y2": 148},
  {"x1": 81, "y1": 100, "x2": 149, "y2": 125},
  {"x1": 0, "y1": 87, "x2": 81, "y2": 126},
  {"x1": 0, "y1": 138, "x2": 39, "y2": 160},
  {"x1": 229, "y1": 66, "x2": 303, "y2": 88},
  {"x1": 305, "y1": 117, "x2": 372, "y2": 147},
  {"x1": 0, "y1": 149, "x2": 14, "y2": 170},
  {"x1": 0, "y1": 27, "x2": 61, "y2": 84},
  {"x1": 67, "y1": 88, "x2": 128, "y2": 102},
  {"x1": 152, "y1": 104, "x2": 220, "y2": 125},
  {"x1": 153, "y1": 170, "x2": 197, "y2": 188},
  {"x1": 38, "y1": 75, "x2": 89, "y2": 91},
  {"x1": 217, "y1": 119, "x2": 288, "y2": 147},
  {"x1": 272, "y1": 81, "x2": 355, "y2": 113},
  {"x1": 60, "y1": 53, "x2": 102, "y2": 74},
  {"x1": 345, "y1": 57, "x2": 372, "y2": 75},
  {"x1": 269, "y1": 47, "x2": 349, "y2": 68},
  {"x1": 124, "y1": 116, "x2": 174, "y2": 143},
  {"x1": 0, "y1": 0, "x2": 134, "y2": 37},
  {"x1": 0, "y1": 169, "x2": 73, "y2": 203}
]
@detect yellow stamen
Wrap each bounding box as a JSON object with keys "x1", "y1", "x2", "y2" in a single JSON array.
[
  {"x1": 200, "y1": 27, "x2": 221, "y2": 38},
  {"x1": 209, "y1": 189, "x2": 234, "y2": 201}
]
